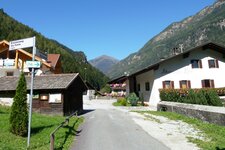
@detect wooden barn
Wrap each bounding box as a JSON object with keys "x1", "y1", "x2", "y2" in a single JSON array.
[{"x1": 0, "y1": 73, "x2": 87, "y2": 116}]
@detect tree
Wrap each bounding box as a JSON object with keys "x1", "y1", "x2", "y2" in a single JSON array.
[{"x1": 10, "y1": 72, "x2": 28, "y2": 136}]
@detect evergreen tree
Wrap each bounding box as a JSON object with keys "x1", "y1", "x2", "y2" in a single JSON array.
[{"x1": 10, "y1": 72, "x2": 28, "y2": 136}]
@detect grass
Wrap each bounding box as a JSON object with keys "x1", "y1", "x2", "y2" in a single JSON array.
[
  {"x1": 0, "y1": 105, "x2": 83, "y2": 150},
  {"x1": 136, "y1": 111, "x2": 225, "y2": 150}
]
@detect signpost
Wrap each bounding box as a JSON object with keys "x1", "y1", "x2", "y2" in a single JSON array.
[{"x1": 9, "y1": 37, "x2": 38, "y2": 148}]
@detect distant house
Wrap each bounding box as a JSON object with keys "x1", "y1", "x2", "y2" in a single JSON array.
[
  {"x1": 110, "y1": 42, "x2": 225, "y2": 106},
  {"x1": 0, "y1": 40, "x2": 62, "y2": 76},
  {"x1": 0, "y1": 74, "x2": 87, "y2": 116}
]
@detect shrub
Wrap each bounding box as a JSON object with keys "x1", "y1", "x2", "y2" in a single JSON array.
[
  {"x1": 127, "y1": 93, "x2": 139, "y2": 106},
  {"x1": 117, "y1": 97, "x2": 127, "y2": 106},
  {"x1": 159, "y1": 89, "x2": 180, "y2": 102},
  {"x1": 205, "y1": 89, "x2": 223, "y2": 106},
  {"x1": 197, "y1": 89, "x2": 208, "y2": 105},
  {"x1": 10, "y1": 72, "x2": 28, "y2": 136}
]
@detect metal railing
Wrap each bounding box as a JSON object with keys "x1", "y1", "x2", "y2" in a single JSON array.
[{"x1": 50, "y1": 111, "x2": 78, "y2": 150}]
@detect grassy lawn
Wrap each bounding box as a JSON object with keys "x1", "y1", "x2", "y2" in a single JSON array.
[
  {"x1": 137, "y1": 111, "x2": 225, "y2": 150},
  {"x1": 0, "y1": 106, "x2": 83, "y2": 150}
]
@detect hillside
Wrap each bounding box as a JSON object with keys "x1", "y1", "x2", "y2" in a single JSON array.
[
  {"x1": 89, "y1": 55, "x2": 119, "y2": 75},
  {"x1": 108, "y1": 0, "x2": 225, "y2": 79},
  {"x1": 0, "y1": 9, "x2": 109, "y2": 89}
]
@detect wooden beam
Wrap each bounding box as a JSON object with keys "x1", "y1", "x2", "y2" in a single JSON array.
[{"x1": 15, "y1": 50, "x2": 19, "y2": 69}]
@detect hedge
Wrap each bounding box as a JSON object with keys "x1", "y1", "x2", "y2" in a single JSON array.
[{"x1": 159, "y1": 88, "x2": 223, "y2": 106}]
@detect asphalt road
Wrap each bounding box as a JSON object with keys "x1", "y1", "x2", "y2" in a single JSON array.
[{"x1": 71, "y1": 100, "x2": 169, "y2": 150}]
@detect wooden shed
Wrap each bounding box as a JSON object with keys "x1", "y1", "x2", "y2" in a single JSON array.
[{"x1": 0, "y1": 73, "x2": 87, "y2": 116}]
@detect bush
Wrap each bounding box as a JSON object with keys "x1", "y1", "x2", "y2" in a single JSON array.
[
  {"x1": 160, "y1": 88, "x2": 223, "y2": 107},
  {"x1": 127, "y1": 93, "x2": 139, "y2": 106},
  {"x1": 197, "y1": 89, "x2": 208, "y2": 105},
  {"x1": 10, "y1": 72, "x2": 28, "y2": 136},
  {"x1": 206, "y1": 89, "x2": 223, "y2": 106},
  {"x1": 117, "y1": 97, "x2": 127, "y2": 106},
  {"x1": 159, "y1": 89, "x2": 180, "y2": 102}
]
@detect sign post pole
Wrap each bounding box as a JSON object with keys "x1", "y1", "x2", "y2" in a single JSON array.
[
  {"x1": 27, "y1": 36, "x2": 36, "y2": 148},
  {"x1": 9, "y1": 36, "x2": 40, "y2": 149}
]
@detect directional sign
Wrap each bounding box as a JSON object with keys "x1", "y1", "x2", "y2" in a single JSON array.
[
  {"x1": 26, "y1": 61, "x2": 41, "y2": 68},
  {"x1": 9, "y1": 37, "x2": 34, "y2": 50}
]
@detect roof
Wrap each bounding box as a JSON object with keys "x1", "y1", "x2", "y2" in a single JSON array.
[
  {"x1": 109, "y1": 42, "x2": 225, "y2": 83},
  {"x1": 47, "y1": 54, "x2": 60, "y2": 68},
  {"x1": 138, "y1": 42, "x2": 225, "y2": 76},
  {"x1": 0, "y1": 73, "x2": 80, "y2": 91}
]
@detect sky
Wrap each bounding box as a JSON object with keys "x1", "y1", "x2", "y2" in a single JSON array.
[{"x1": 0, "y1": 0, "x2": 215, "y2": 60}]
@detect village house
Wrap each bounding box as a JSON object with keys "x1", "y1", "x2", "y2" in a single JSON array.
[
  {"x1": 0, "y1": 40, "x2": 87, "y2": 115},
  {"x1": 0, "y1": 40, "x2": 62, "y2": 76},
  {"x1": 110, "y1": 42, "x2": 225, "y2": 106}
]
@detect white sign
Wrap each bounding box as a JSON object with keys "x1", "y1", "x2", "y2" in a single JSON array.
[
  {"x1": 26, "y1": 61, "x2": 41, "y2": 68},
  {"x1": 9, "y1": 37, "x2": 34, "y2": 50},
  {"x1": 49, "y1": 94, "x2": 62, "y2": 103}
]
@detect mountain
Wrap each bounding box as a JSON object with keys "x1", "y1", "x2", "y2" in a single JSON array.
[
  {"x1": 108, "y1": 0, "x2": 225, "y2": 79},
  {"x1": 0, "y1": 9, "x2": 109, "y2": 89},
  {"x1": 89, "y1": 55, "x2": 119, "y2": 75}
]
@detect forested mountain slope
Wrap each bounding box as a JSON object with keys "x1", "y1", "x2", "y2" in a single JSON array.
[
  {"x1": 0, "y1": 9, "x2": 108, "y2": 89},
  {"x1": 108, "y1": 0, "x2": 225, "y2": 79}
]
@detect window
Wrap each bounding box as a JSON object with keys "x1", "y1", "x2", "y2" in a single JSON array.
[
  {"x1": 202, "y1": 79, "x2": 214, "y2": 88},
  {"x1": 191, "y1": 59, "x2": 202, "y2": 68},
  {"x1": 208, "y1": 59, "x2": 219, "y2": 68},
  {"x1": 179, "y1": 80, "x2": 191, "y2": 89},
  {"x1": 145, "y1": 82, "x2": 150, "y2": 91},
  {"x1": 162, "y1": 81, "x2": 174, "y2": 89},
  {"x1": 40, "y1": 94, "x2": 49, "y2": 101},
  {"x1": 137, "y1": 84, "x2": 140, "y2": 91},
  {"x1": 6, "y1": 71, "x2": 14, "y2": 76}
]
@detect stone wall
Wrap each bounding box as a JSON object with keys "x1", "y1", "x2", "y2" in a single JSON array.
[{"x1": 157, "y1": 101, "x2": 225, "y2": 126}]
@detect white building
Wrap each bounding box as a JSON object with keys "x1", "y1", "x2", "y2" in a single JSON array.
[{"x1": 110, "y1": 42, "x2": 225, "y2": 106}]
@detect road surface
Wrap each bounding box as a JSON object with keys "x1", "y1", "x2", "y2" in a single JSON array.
[{"x1": 71, "y1": 100, "x2": 169, "y2": 150}]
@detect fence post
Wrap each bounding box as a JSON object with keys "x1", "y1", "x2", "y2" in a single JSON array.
[{"x1": 50, "y1": 134, "x2": 54, "y2": 150}]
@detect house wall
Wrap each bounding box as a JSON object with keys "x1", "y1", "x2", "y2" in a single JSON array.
[
  {"x1": 136, "y1": 70, "x2": 154, "y2": 102},
  {"x1": 136, "y1": 48, "x2": 225, "y2": 106},
  {"x1": 64, "y1": 76, "x2": 86, "y2": 116}
]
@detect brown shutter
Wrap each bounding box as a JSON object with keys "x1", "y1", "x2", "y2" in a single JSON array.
[
  {"x1": 216, "y1": 60, "x2": 219, "y2": 68},
  {"x1": 202, "y1": 80, "x2": 205, "y2": 88},
  {"x1": 179, "y1": 81, "x2": 182, "y2": 89},
  {"x1": 162, "y1": 81, "x2": 165, "y2": 89},
  {"x1": 199, "y1": 60, "x2": 203, "y2": 68},
  {"x1": 171, "y1": 81, "x2": 174, "y2": 89},
  {"x1": 208, "y1": 60, "x2": 211, "y2": 68},
  {"x1": 210, "y1": 80, "x2": 215, "y2": 88},
  {"x1": 188, "y1": 80, "x2": 191, "y2": 88}
]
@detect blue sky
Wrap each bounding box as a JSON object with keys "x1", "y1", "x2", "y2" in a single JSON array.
[{"x1": 1, "y1": 0, "x2": 215, "y2": 60}]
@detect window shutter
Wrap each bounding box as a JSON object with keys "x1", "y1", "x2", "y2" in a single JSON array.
[
  {"x1": 210, "y1": 80, "x2": 215, "y2": 88},
  {"x1": 208, "y1": 60, "x2": 211, "y2": 68},
  {"x1": 162, "y1": 81, "x2": 165, "y2": 89},
  {"x1": 188, "y1": 80, "x2": 191, "y2": 88},
  {"x1": 199, "y1": 60, "x2": 203, "y2": 68},
  {"x1": 171, "y1": 81, "x2": 174, "y2": 89},
  {"x1": 179, "y1": 81, "x2": 182, "y2": 89},
  {"x1": 202, "y1": 80, "x2": 205, "y2": 88},
  {"x1": 216, "y1": 60, "x2": 219, "y2": 68}
]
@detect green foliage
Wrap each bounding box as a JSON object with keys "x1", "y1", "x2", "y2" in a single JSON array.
[
  {"x1": 115, "y1": 98, "x2": 127, "y2": 106},
  {"x1": 0, "y1": 9, "x2": 109, "y2": 89},
  {"x1": 10, "y1": 72, "x2": 28, "y2": 136},
  {"x1": 205, "y1": 89, "x2": 223, "y2": 106},
  {"x1": 0, "y1": 105, "x2": 83, "y2": 149},
  {"x1": 100, "y1": 84, "x2": 111, "y2": 94},
  {"x1": 159, "y1": 89, "x2": 180, "y2": 102},
  {"x1": 127, "y1": 93, "x2": 139, "y2": 106},
  {"x1": 160, "y1": 88, "x2": 223, "y2": 106}
]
